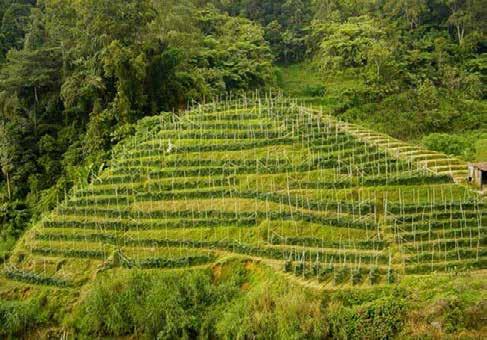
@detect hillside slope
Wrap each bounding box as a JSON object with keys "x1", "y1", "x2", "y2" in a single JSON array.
[
  {"x1": 1, "y1": 98, "x2": 486, "y2": 336},
  {"x1": 4, "y1": 97, "x2": 486, "y2": 285}
]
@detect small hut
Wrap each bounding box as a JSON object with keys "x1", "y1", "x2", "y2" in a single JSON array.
[{"x1": 468, "y1": 163, "x2": 487, "y2": 191}]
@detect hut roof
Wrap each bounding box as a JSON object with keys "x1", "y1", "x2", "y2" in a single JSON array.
[{"x1": 470, "y1": 163, "x2": 487, "y2": 171}]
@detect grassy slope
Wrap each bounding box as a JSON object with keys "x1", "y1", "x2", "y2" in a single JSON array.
[
  {"x1": 277, "y1": 63, "x2": 365, "y2": 110},
  {"x1": 1, "y1": 259, "x2": 485, "y2": 338},
  {"x1": 278, "y1": 63, "x2": 487, "y2": 162},
  {"x1": 0, "y1": 99, "x2": 485, "y2": 338}
]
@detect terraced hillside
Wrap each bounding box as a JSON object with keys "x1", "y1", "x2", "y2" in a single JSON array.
[{"x1": 3, "y1": 98, "x2": 486, "y2": 290}]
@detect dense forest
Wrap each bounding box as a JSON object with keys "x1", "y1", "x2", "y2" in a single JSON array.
[{"x1": 0, "y1": 0, "x2": 486, "y2": 271}]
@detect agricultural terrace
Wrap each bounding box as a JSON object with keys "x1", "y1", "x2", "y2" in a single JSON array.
[{"x1": 3, "y1": 98, "x2": 486, "y2": 289}]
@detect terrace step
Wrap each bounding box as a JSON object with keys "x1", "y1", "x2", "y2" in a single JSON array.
[
  {"x1": 402, "y1": 236, "x2": 487, "y2": 251},
  {"x1": 44, "y1": 210, "x2": 375, "y2": 231},
  {"x1": 2, "y1": 267, "x2": 74, "y2": 288},
  {"x1": 404, "y1": 257, "x2": 487, "y2": 274},
  {"x1": 312, "y1": 108, "x2": 470, "y2": 184},
  {"x1": 387, "y1": 201, "x2": 486, "y2": 214},
  {"x1": 156, "y1": 130, "x2": 289, "y2": 140},
  {"x1": 392, "y1": 210, "x2": 483, "y2": 222}
]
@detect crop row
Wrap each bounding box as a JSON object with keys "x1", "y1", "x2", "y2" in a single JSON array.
[
  {"x1": 124, "y1": 240, "x2": 388, "y2": 264},
  {"x1": 32, "y1": 233, "x2": 389, "y2": 264},
  {"x1": 334, "y1": 151, "x2": 390, "y2": 165},
  {"x1": 298, "y1": 173, "x2": 451, "y2": 189},
  {"x1": 65, "y1": 190, "x2": 375, "y2": 215},
  {"x1": 387, "y1": 201, "x2": 486, "y2": 214},
  {"x1": 406, "y1": 248, "x2": 486, "y2": 263},
  {"x1": 402, "y1": 237, "x2": 487, "y2": 251},
  {"x1": 394, "y1": 217, "x2": 484, "y2": 231},
  {"x1": 105, "y1": 157, "x2": 411, "y2": 181},
  {"x1": 82, "y1": 170, "x2": 445, "y2": 198},
  {"x1": 309, "y1": 138, "x2": 366, "y2": 152},
  {"x1": 405, "y1": 258, "x2": 487, "y2": 274},
  {"x1": 239, "y1": 191, "x2": 374, "y2": 214},
  {"x1": 35, "y1": 230, "x2": 385, "y2": 253},
  {"x1": 128, "y1": 137, "x2": 297, "y2": 157},
  {"x1": 283, "y1": 261, "x2": 393, "y2": 285},
  {"x1": 175, "y1": 122, "x2": 276, "y2": 130},
  {"x1": 105, "y1": 161, "x2": 332, "y2": 181},
  {"x1": 79, "y1": 178, "x2": 237, "y2": 196},
  {"x1": 31, "y1": 247, "x2": 108, "y2": 259},
  {"x1": 3, "y1": 266, "x2": 72, "y2": 287},
  {"x1": 188, "y1": 113, "x2": 270, "y2": 121},
  {"x1": 393, "y1": 211, "x2": 482, "y2": 223},
  {"x1": 398, "y1": 227, "x2": 485, "y2": 242},
  {"x1": 67, "y1": 188, "x2": 232, "y2": 206},
  {"x1": 156, "y1": 130, "x2": 288, "y2": 140},
  {"x1": 43, "y1": 217, "x2": 257, "y2": 230},
  {"x1": 115, "y1": 158, "x2": 296, "y2": 169},
  {"x1": 268, "y1": 235, "x2": 386, "y2": 250},
  {"x1": 36, "y1": 232, "x2": 120, "y2": 244},
  {"x1": 122, "y1": 255, "x2": 216, "y2": 269},
  {"x1": 48, "y1": 210, "x2": 376, "y2": 230}
]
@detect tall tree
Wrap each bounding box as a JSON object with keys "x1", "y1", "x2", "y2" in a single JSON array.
[{"x1": 383, "y1": 0, "x2": 427, "y2": 29}]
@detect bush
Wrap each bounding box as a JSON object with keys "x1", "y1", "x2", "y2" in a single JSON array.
[
  {"x1": 422, "y1": 133, "x2": 470, "y2": 157},
  {"x1": 328, "y1": 295, "x2": 407, "y2": 339},
  {"x1": 72, "y1": 265, "x2": 247, "y2": 338},
  {"x1": 215, "y1": 278, "x2": 327, "y2": 339},
  {"x1": 426, "y1": 298, "x2": 487, "y2": 334},
  {"x1": 0, "y1": 298, "x2": 45, "y2": 337},
  {"x1": 303, "y1": 84, "x2": 326, "y2": 97},
  {"x1": 0, "y1": 201, "x2": 30, "y2": 241}
]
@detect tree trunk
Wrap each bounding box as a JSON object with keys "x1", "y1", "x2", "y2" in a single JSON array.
[
  {"x1": 5, "y1": 171, "x2": 11, "y2": 201},
  {"x1": 456, "y1": 25, "x2": 465, "y2": 45},
  {"x1": 34, "y1": 86, "x2": 38, "y2": 134}
]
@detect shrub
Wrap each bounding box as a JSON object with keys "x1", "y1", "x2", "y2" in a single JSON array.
[
  {"x1": 215, "y1": 278, "x2": 327, "y2": 339},
  {"x1": 422, "y1": 133, "x2": 469, "y2": 157},
  {"x1": 0, "y1": 298, "x2": 45, "y2": 337},
  {"x1": 72, "y1": 265, "x2": 246, "y2": 338},
  {"x1": 303, "y1": 84, "x2": 326, "y2": 97},
  {"x1": 327, "y1": 295, "x2": 407, "y2": 339}
]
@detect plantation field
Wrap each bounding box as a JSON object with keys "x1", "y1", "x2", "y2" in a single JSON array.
[{"x1": 1, "y1": 98, "x2": 486, "y2": 336}]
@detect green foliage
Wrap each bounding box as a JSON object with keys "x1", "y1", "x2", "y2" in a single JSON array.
[
  {"x1": 69, "y1": 261, "x2": 327, "y2": 338},
  {"x1": 0, "y1": 297, "x2": 45, "y2": 337},
  {"x1": 0, "y1": 0, "x2": 275, "y2": 241},
  {"x1": 316, "y1": 16, "x2": 388, "y2": 72},
  {"x1": 193, "y1": 7, "x2": 275, "y2": 93},
  {"x1": 304, "y1": 84, "x2": 326, "y2": 97},
  {"x1": 0, "y1": 1, "x2": 34, "y2": 62},
  {"x1": 209, "y1": 0, "x2": 313, "y2": 63},
  {"x1": 215, "y1": 271, "x2": 327, "y2": 339},
  {"x1": 306, "y1": 0, "x2": 487, "y2": 140},
  {"x1": 422, "y1": 133, "x2": 470, "y2": 157},
  {"x1": 0, "y1": 200, "x2": 29, "y2": 241},
  {"x1": 328, "y1": 294, "x2": 407, "y2": 339},
  {"x1": 0, "y1": 2, "x2": 485, "y2": 338},
  {"x1": 422, "y1": 131, "x2": 487, "y2": 160},
  {"x1": 72, "y1": 265, "x2": 247, "y2": 338},
  {"x1": 4, "y1": 266, "x2": 72, "y2": 287}
]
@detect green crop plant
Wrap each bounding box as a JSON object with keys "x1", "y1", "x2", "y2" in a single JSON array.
[
  {"x1": 351, "y1": 268, "x2": 363, "y2": 285},
  {"x1": 1, "y1": 96, "x2": 485, "y2": 338},
  {"x1": 368, "y1": 267, "x2": 380, "y2": 285},
  {"x1": 333, "y1": 267, "x2": 349, "y2": 285}
]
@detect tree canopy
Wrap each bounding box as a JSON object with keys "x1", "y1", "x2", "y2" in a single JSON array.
[{"x1": 0, "y1": 0, "x2": 276, "y2": 242}]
